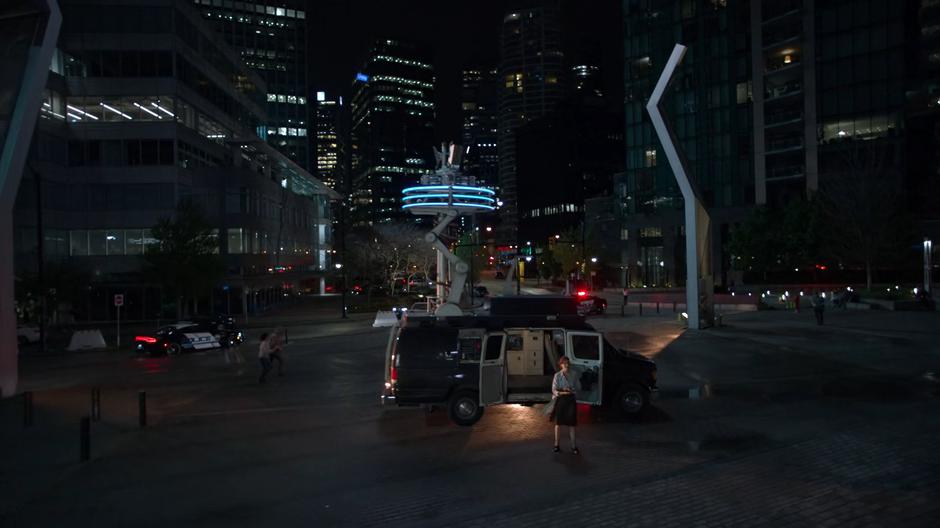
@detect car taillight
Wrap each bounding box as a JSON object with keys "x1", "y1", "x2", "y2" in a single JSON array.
[
  {"x1": 576, "y1": 290, "x2": 587, "y2": 297},
  {"x1": 390, "y1": 366, "x2": 397, "y2": 383},
  {"x1": 135, "y1": 336, "x2": 157, "y2": 344}
]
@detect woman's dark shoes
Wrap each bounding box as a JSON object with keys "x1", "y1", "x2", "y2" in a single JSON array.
[
  {"x1": 572, "y1": 447, "x2": 580, "y2": 455},
  {"x1": 553, "y1": 445, "x2": 560, "y2": 453}
]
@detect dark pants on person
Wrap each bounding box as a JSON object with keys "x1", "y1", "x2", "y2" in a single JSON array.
[
  {"x1": 814, "y1": 308, "x2": 824, "y2": 325},
  {"x1": 270, "y1": 351, "x2": 284, "y2": 375},
  {"x1": 259, "y1": 357, "x2": 272, "y2": 383}
]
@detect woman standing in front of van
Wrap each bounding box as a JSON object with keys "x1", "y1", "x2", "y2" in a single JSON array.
[{"x1": 552, "y1": 356, "x2": 580, "y2": 454}]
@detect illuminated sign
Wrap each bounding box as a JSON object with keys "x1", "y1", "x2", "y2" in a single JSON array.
[{"x1": 356, "y1": 73, "x2": 369, "y2": 82}]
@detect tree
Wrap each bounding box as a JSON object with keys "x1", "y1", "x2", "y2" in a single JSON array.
[
  {"x1": 728, "y1": 200, "x2": 823, "y2": 280},
  {"x1": 816, "y1": 144, "x2": 915, "y2": 290},
  {"x1": 454, "y1": 232, "x2": 486, "y2": 287},
  {"x1": 144, "y1": 201, "x2": 224, "y2": 319},
  {"x1": 552, "y1": 224, "x2": 600, "y2": 278}
]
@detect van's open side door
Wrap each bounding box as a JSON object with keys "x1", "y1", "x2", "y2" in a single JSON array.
[
  {"x1": 479, "y1": 332, "x2": 507, "y2": 406},
  {"x1": 565, "y1": 331, "x2": 603, "y2": 405}
]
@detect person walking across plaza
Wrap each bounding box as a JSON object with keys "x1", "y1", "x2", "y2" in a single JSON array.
[
  {"x1": 258, "y1": 332, "x2": 274, "y2": 383},
  {"x1": 812, "y1": 290, "x2": 825, "y2": 325},
  {"x1": 550, "y1": 356, "x2": 580, "y2": 454},
  {"x1": 268, "y1": 327, "x2": 286, "y2": 376}
]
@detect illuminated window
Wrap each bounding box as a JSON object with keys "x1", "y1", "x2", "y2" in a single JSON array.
[{"x1": 644, "y1": 148, "x2": 657, "y2": 167}]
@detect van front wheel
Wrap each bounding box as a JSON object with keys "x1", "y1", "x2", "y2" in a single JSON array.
[{"x1": 448, "y1": 391, "x2": 484, "y2": 426}]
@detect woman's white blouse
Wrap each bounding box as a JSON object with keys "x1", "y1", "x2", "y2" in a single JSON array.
[{"x1": 552, "y1": 371, "x2": 580, "y2": 397}]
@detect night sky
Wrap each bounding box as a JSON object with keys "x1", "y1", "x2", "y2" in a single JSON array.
[{"x1": 308, "y1": 0, "x2": 624, "y2": 139}]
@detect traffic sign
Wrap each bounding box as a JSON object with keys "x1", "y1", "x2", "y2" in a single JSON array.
[{"x1": 114, "y1": 294, "x2": 124, "y2": 307}]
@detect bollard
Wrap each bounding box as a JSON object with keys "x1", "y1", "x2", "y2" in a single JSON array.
[
  {"x1": 673, "y1": 301, "x2": 677, "y2": 313},
  {"x1": 284, "y1": 328, "x2": 288, "y2": 345},
  {"x1": 638, "y1": 303, "x2": 643, "y2": 316},
  {"x1": 138, "y1": 391, "x2": 147, "y2": 428},
  {"x1": 620, "y1": 298, "x2": 625, "y2": 317},
  {"x1": 23, "y1": 391, "x2": 33, "y2": 427},
  {"x1": 91, "y1": 387, "x2": 101, "y2": 421},
  {"x1": 656, "y1": 302, "x2": 660, "y2": 314},
  {"x1": 80, "y1": 416, "x2": 90, "y2": 461}
]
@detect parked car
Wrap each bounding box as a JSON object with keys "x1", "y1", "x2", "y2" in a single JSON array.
[
  {"x1": 381, "y1": 305, "x2": 657, "y2": 426},
  {"x1": 573, "y1": 290, "x2": 607, "y2": 315},
  {"x1": 135, "y1": 317, "x2": 238, "y2": 355},
  {"x1": 17, "y1": 326, "x2": 40, "y2": 345}
]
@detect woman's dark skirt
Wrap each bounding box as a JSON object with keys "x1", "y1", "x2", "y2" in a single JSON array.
[{"x1": 554, "y1": 394, "x2": 577, "y2": 426}]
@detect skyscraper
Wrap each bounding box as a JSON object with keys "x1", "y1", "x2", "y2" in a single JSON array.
[
  {"x1": 498, "y1": 5, "x2": 566, "y2": 243},
  {"x1": 618, "y1": 0, "x2": 934, "y2": 288},
  {"x1": 314, "y1": 91, "x2": 341, "y2": 191},
  {"x1": 13, "y1": 0, "x2": 337, "y2": 322},
  {"x1": 194, "y1": 0, "x2": 311, "y2": 170},
  {"x1": 460, "y1": 68, "x2": 499, "y2": 190},
  {"x1": 349, "y1": 39, "x2": 435, "y2": 226}
]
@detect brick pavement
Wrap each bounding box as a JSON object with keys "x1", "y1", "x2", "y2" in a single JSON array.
[{"x1": 453, "y1": 414, "x2": 940, "y2": 528}]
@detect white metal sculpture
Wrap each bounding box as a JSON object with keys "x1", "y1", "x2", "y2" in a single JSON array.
[
  {"x1": 403, "y1": 150, "x2": 495, "y2": 316},
  {"x1": 645, "y1": 44, "x2": 713, "y2": 330},
  {"x1": 0, "y1": 0, "x2": 61, "y2": 396}
]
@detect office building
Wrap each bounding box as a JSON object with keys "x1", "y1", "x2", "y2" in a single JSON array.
[
  {"x1": 498, "y1": 5, "x2": 566, "y2": 243},
  {"x1": 617, "y1": 0, "x2": 937, "y2": 288},
  {"x1": 13, "y1": 0, "x2": 337, "y2": 321},
  {"x1": 194, "y1": 0, "x2": 311, "y2": 170},
  {"x1": 349, "y1": 39, "x2": 435, "y2": 226},
  {"x1": 314, "y1": 91, "x2": 341, "y2": 191},
  {"x1": 460, "y1": 68, "x2": 499, "y2": 190},
  {"x1": 515, "y1": 102, "x2": 623, "y2": 247}
]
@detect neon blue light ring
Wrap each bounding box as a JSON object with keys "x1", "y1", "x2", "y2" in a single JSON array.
[
  {"x1": 402, "y1": 202, "x2": 495, "y2": 211},
  {"x1": 402, "y1": 185, "x2": 496, "y2": 195},
  {"x1": 401, "y1": 194, "x2": 495, "y2": 203}
]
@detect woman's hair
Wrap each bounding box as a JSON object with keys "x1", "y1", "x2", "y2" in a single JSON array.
[
  {"x1": 260, "y1": 332, "x2": 268, "y2": 341},
  {"x1": 558, "y1": 356, "x2": 570, "y2": 367}
]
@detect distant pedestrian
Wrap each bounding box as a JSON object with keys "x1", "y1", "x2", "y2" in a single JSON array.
[
  {"x1": 258, "y1": 332, "x2": 274, "y2": 383},
  {"x1": 550, "y1": 356, "x2": 580, "y2": 454},
  {"x1": 794, "y1": 292, "x2": 801, "y2": 313},
  {"x1": 812, "y1": 291, "x2": 825, "y2": 325},
  {"x1": 269, "y1": 327, "x2": 286, "y2": 376}
]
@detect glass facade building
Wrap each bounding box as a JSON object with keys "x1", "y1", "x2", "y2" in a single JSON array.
[
  {"x1": 617, "y1": 0, "x2": 938, "y2": 288},
  {"x1": 498, "y1": 5, "x2": 566, "y2": 243},
  {"x1": 13, "y1": 0, "x2": 336, "y2": 321},
  {"x1": 349, "y1": 39, "x2": 435, "y2": 226},
  {"x1": 194, "y1": 0, "x2": 311, "y2": 171},
  {"x1": 460, "y1": 68, "x2": 499, "y2": 190}
]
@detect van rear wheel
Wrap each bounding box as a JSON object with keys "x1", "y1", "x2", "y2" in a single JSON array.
[
  {"x1": 448, "y1": 390, "x2": 484, "y2": 426},
  {"x1": 615, "y1": 383, "x2": 648, "y2": 416}
]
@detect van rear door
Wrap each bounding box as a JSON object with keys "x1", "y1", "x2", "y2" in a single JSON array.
[
  {"x1": 479, "y1": 332, "x2": 507, "y2": 406},
  {"x1": 565, "y1": 331, "x2": 603, "y2": 405}
]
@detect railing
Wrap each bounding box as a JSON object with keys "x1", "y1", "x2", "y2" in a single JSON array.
[{"x1": 765, "y1": 109, "x2": 803, "y2": 126}]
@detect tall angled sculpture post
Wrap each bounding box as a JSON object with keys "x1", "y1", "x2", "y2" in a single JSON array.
[
  {"x1": 645, "y1": 44, "x2": 713, "y2": 330},
  {"x1": 0, "y1": 0, "x2": 61, "y2": 396}
]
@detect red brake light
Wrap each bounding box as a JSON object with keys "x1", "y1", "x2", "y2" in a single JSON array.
[
  {"x1": 135, "y1": 336, "x2": 157, "y2": 344},
  {"x1": 390, "y1": 366, "x2": 397, "y2": 382},
  {"x1": 576, "y1": 290, "x2": 587, "y2": 297}
]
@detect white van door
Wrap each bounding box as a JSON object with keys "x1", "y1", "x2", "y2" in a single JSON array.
[
  {"x1": 565, "y1": 331, "x2": 603, "y2": 405},
  {"x1": 479, "y1": 332, "x2": 507, "y2": 406}
]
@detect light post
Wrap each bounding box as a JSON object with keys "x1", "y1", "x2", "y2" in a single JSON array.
[
  {"x1": 590, "y1": 257, "x2": 598, "y2": 290},
  {"x1": 335, "y1": 263, "x2": 347, "y2": 318},
  {"x1": 925, "y1": 238, "x2": 933, "y2": 295}
]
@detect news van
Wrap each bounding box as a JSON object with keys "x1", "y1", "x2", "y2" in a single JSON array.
[{"x1": 381, "y1": 298, "x2": 657, "y2": 426}]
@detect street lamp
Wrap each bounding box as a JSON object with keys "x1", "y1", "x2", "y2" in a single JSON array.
[
  {"x1": 335, "y1": 262, "x2": 347, "y2": 318},
  {"x1": 925, "y1": 238, "x2": 933, "y2": 295}
]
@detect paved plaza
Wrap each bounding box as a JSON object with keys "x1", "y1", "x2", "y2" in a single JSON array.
[{"x1": 2, "y1": 306, "x2": 939, "y2": 527}]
